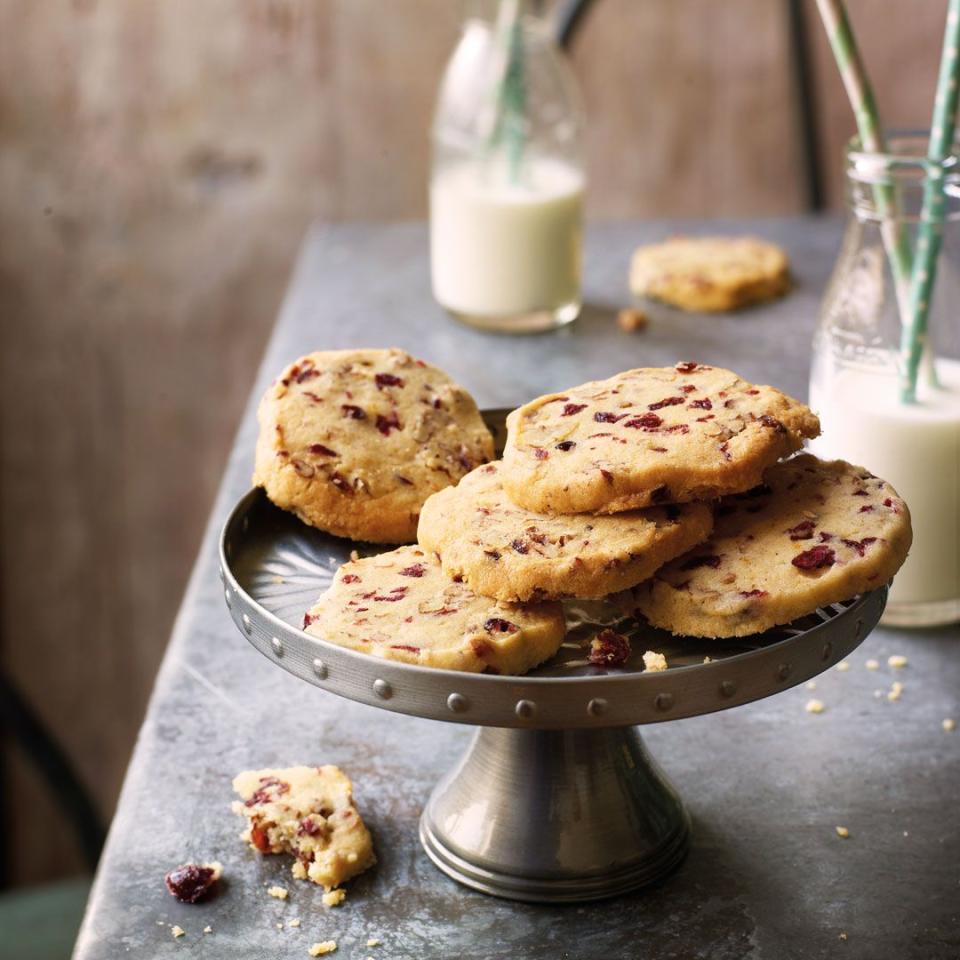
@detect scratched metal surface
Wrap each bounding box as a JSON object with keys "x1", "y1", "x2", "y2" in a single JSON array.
[{"x1": 73, "y1": 222, "x2": 960, "y2": 960}]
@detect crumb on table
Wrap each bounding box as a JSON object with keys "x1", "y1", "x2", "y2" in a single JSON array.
[
  {"x1": 289, "y1": 918, "x2": 302, "y2": 928},
  {"x1": 322, "y1": 888, "x2": 346, "y2": 908},
  {"x1": 171, "y1": 926, "x2": 185, "y2": 939},
  {"x1": 835, "y1": 825, "x2": 850, "y2": 838},
  {"x1": 805, "y1": 699, "x2": 825, "y2": 714},
  {"x1": 943, "y1": 718, "x2": 956, "y2": 732},
  {"x1": 865, "y1": 659, "x2": 879, "y2": 670},
  {"x1": 268, "y1": 885, "x2": 289, "y2": 900},
  {"x1": 642, "y1": 650, "x2": 668, "y2": 672},
  {"x1": 887, "y1": 681, "x2": 903, "y2": 702},
  {"x1": 836, "y1": 661, "x2": 850, "y2": 672},
  {"x1": 366, "y1": 938, "x2": 381, "y2": 947},
  {"x1": 309, "y1": 941, "x2": 337, "y2": 956},
  {"x1": 617, "y1": 307, "x2": 648, "y2": 332},
  {"x1": 887, "y1": 654, "x2": 908, "y2": 669}
]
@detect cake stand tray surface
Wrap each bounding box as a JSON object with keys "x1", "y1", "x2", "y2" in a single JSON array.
[{"x1": 219, "y1": 410, "x2": 886, "y2": 902}]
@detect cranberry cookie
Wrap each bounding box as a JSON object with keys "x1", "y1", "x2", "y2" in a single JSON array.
[
  {"x1": 631, "y1": 454, "x2": 912, "y2": 637},
  {"x1": 303, "y1": 545, "x2": 566, "y2": 674},
  {"x1": 501, "y1": 363, "x2": 820, "y2": 515},
  {"x1": 417, "y1": 461, "x2": 713, "y2": 602},
  {"x1": 254, "y1": 349, "x2": 494, "y2": 543},
  {"x1": 232, "y1": 765, "x2": 375, "y2": 890},
  {"x1": 630, "y1": 236, "x2": 790, "y2": 312}
]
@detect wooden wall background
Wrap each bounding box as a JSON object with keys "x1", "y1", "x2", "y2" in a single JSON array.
[{"x1": 0, "y1": 0, "x2": 948, "y2": 887}]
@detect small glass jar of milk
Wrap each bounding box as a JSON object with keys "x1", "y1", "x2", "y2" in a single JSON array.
[
  {"x1": 430, "y1": 0, "x2": 585, "y2": 333},
  {"x1": 809, "y1": 134, "x2": 960, "y2": 627}
]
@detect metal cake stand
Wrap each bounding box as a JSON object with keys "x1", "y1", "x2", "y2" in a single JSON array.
[{"x1": 219, "y1": 411, "x2": 886, "y2": 904}]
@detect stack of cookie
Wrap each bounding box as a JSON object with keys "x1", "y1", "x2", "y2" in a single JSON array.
[{"x1": 254, "y1": 352, "x2": 913, "y2": 676}]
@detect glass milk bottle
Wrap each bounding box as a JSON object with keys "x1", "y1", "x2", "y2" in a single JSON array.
[
  {"x1": 430, "y1": 0, "x2": 585, "y2": 333},
  {"x1": 809, "y1": 133, "x2": 960, "y2": 627}
]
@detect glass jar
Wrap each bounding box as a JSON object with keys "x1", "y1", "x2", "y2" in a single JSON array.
[
  {"x1": 429, "y1": 0, "x2": 585, "y2": 333},
  {"x1": 809, "y1": 133, "x2": 960, "y2": 627}
]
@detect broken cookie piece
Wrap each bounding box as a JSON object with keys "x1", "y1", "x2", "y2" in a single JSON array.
[{"x1": 232, "y1": 766, "x2": 375, "y2": 891}]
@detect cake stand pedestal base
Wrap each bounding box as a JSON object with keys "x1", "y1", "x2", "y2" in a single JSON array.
[{"x1": 419, "y1": 726, "x2": 690, "y2": 903}]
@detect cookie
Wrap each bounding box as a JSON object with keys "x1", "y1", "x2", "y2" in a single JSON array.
[
  {"x1": 303, "y1": 545, "x2": 566, "y2": 674},
  {"x1": 630, "y1": 236, "x2": 790, "y2": 312},
  {"x1": 631, "y1": 454, "x2": 912, "y2": 637},
  {"x1": 417, "y1": 460, "x2": 713, "y2": 602},
  {"x1": 501, "y1": 363, "x2": 820, "y2": 515},
  {"x1": 254, "y1": 349, "x2": 494, "y2": 544},
  {"x1": 232, "y1": 765, "x2": 375, "y2": 890}
]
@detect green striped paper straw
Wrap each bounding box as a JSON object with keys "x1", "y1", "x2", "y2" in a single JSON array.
[
  {"x1": 900, "y1": 0, "x2": 960, "y2": 402},
  {"x1": 814, "y1": 0, "x2": 914, "y2": 329}
]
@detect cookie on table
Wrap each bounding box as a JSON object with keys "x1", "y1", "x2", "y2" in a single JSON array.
[
  {"x1": 417, "y1": 460, "x2": 713, "y2": 602},
  {"x1": 501, "y1": 363, "x2": 820, "y2": 515},
  {"x1": 254, "y1": 349, "x2": 494, "y2": 544},
  {"x1": 303, "y1": 545, "x2": 566, "y2": 675},
  {"x1": 629, "y1": 236, "x2": 790, "y2": 312},
  {"x1": 232, "y1": 765, "x2": 375, "y2": 890},
  {"x1": 631, "y1": 454, "x2": 912, "y2": 638}
]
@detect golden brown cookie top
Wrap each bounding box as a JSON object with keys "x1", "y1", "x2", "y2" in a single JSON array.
[
  {"x1": 632, "y1": 454, "x2": 912, "y2": 637},
  {"x1": 418, "y1": 461, "x2": 713, "y2": 602},
  {"x1": 501, "y1": 363, "x2": 820, "y2": 515},
  {"x1": 303, "y1": 545, "x2": 566, "y2": 675},
  {"x1": 254, "y1": 348, "x2": 494, "y2": 543}
]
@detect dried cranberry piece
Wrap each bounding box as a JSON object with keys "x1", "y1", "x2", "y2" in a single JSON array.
[
  {"x1": 819, "y1": 532, "x2": 834, "y2": 542},
  {"x1": 555, "y1": 440, "x2": 576, "y2": 451},
  {"x1": 689, "y1": 398, "x2": 712, "y2": 410},
  {"x1": 373, "y1": 586, "x2": 408, "y2": 601},
  {"x1": 853, "y1": 489, "x2": 870, "y2": 497},
  {"x1": 594, "y1": 411, "x2": 627, "y2": 423},
  {"x1": 309, "y1": 443, "x2": 338, "y2": 457},
  {"x1": 484, "y1": 618, "x2": 519, "y2": 634},
  {"x1": 675, "y1": 361, "x2": 699, "y2": 372},
  {"x1": 786, "y1": 520, "x2": 816, "y2": 540},
  {"x1": 842, "y1": 536, "x2": 877, "y2": 557},
  {"x1": 589, "y1": 629, "x2": 631, "y2": 667},
  {"x1": 375, "y1": 373, "x2": 405, "y2": 389},
  {"x1": 376, "y1": 411, "x2": 402, "y2": 436},
  {"x1": 341, "y1": 574, "x2": 361, "y2": 584},
  {"x1": 165, "y1": 863, "x2": 219, "y2": 904},
  {"x1": 600, "y1": 468, "x2": 615, "y2": 484},
  {"x1": 533, "y1": 447, "x2": 549, "y2": 460},
  {"x1": 758, "y1": 414, "x2": 787, "y2": 433},
  {"x1": 249, "y1": 823, "x2": 271, "y2": 853},
  {"x1": 681, "y1": 554, "x2": 722, "y2": 570},
  {"x1": 341, "y1": 404, "x2": 366, "y2": 420},
  {"x1": 399, "y1": 564, "x2": 426, "y2": 577},
  {"x1": 679, "y1": 384, "x2": 697, "y2": 394},
  {"x1": 331, "y1": 472, "x2": 354, "y2": 495},
  {"x1": 562, "y1": 403, "x2": 587, "y2": 416},
  {"x1": 663, "y1": 424, "x2": 690, "y2": 434},
  {"x1": 740, "y1": 589, "x2": 769, "y2": 599},
  {"x1": 246, "y1": 777, "x2": 290, "y2": 806},
  {"x1": 747, "y1": 388, "x2": 760, "y2": 395},
  {"x1": 696, "y1": 414, "x2": 715, "y2": 422},
  {"x1": 297, "y1": 817, "x2": 323, "y2": 837},
  {"x1": 792, "y1": 545, "x2": 835, "y2": 570},
  {"x1": 859, "y1": 505, "x2": 875, "y2": 513},
  {"x1": 485, "y1": 549, "x2": 501, "y2": 560},
  {"x1": 511, "y1": 539, "x2": 528, "y2": 554},
  {"x1": 624, "y1": 413, "x2": 662, "y2": 429},
  {"x1": 303, "y1": 391, "x2": 323, "y2": 403},
  {"x1": 648, "y1": 396, "x2": 685, "y2": 411},
  {"x1": 295, "y1": 367, "x2": 319, "y2": 384},
  {"x1": 303, "y1": 612, "x2": 317, "y2": 628},
  {"x1": 390, "y1": 644, "x2": 420, "y2": 653}
]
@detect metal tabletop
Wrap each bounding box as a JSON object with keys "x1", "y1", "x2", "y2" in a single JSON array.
[{"x1": 73, "y1": 221, "x2": 960, "y2": 960}]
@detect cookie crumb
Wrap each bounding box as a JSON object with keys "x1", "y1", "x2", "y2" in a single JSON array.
[
  {"x1": 309, "y1": 942, "x2": 337, "y2": 956},
  {"x1": 835, "y1": 825, "x2": 850, "y2": 838},
  {"x1": 887, "y1": 681, "x2": 903, "y2": 702},
  {"x1": 839, "y1": 932, "x2": 848, "y2": 941},
  {"x1": 273, "y1": 575, "x2": 285, "y2": 584},
  {"x1": 289, "y1": 919, "x2": 301, "y2": 928},
  {"x1": 805, "y1": 680, "x2": 817, "y2": 691},
  {"x1": 292, "y1": 861, "x2": 308, "y2": 880},
  {"x1": 943, "y1": 718, "x2": 956, "y2": 732},
  {"x1": 171, "y1": 926, "x2": 185, "y2": 939},
  {"x1": 322, "y1": 888, "x2": 346, "y2": 908},
  {"x1": 617, "y1": 307, "x2": 648, "y2": 332},
  {"x1": 642, "y1": 650, "x2": 668, "y2": 672},
  {"x1": 887, "y1": 654, "x2": 908, "y2": 669},
  {"x1": 203, "y1": 926, "x2": 212, "y2": 934},
  {"x1": 805, "y1": 699, "x2": 825, "y2": 714},
  {"x1": 703, "y1": 656, "x2": 713, "y2": 664},
  {"x1": 366, "y1": 938, "x2": 381, "y2": 947},
  {"x1": 350, "y1": 550, "x2": 360, "y2": 562},
  {"x1": 836, "y1": 661, "x2": 850, "y2": 672},
  {"x1": 277, "y1": 922, "x2": 285, "y2": 930},
  {"x1": 865, "y1": 659, "x2": 879, "y2": 670},
  {"x1": 268, "y1": 885, "x2": 289, "y2": 900}
]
